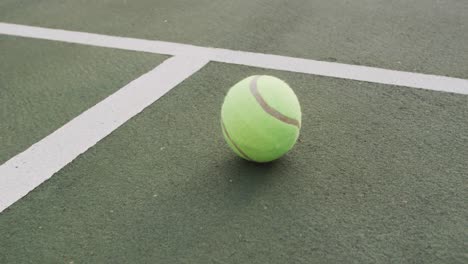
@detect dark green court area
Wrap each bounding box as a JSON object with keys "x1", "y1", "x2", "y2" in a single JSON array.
[
  {"x1": 1, "y1": 63, "x2": 466, "y2": 264},
  {"x1": 0, "y1": 36, "x2": 166, "y2": 164},
  {"x1": 1, "y1": 0, "x2": 468, "y2": 79}
]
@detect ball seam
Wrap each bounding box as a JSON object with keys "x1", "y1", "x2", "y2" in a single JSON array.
[
  {"x1": 222, "y1": 120, "x2": 253, "y2": 161},
  {"x1": 249, "y1": 75, "x2": 301, "y2": 128}
]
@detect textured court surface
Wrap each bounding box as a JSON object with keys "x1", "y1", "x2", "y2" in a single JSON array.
[
  {"x1": 1, "y1": 1, "x2": 467, "y2": 263},
  {"x1": 1, "y1": 0, "x2": 468, "y2": 78},
  {"x1": 0, "y1": 36, "x2": 167, "y2": 164}
]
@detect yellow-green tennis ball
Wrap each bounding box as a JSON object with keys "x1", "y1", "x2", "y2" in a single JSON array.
[{"x1": 221, "y1": 75, "x2": 301, "y2": 162}]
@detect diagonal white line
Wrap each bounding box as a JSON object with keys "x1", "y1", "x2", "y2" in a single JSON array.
[
  {"x1": 1, "y1": 22, "x2": 468, "y2": 95},
  {"x1": 0, "y1": 56, "x2": 209, "y2": 213}
]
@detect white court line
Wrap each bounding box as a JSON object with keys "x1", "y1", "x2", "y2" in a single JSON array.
[
  {"x1": 1, "y1": 22, "x2": 468, "y2": 95},
  {"x1": 0, "y1": 56, "x2": 209, "y2": 213}
]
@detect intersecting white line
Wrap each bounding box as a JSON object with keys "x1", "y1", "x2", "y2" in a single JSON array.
[
  {"x1": 1, "y1": 22, "x2": 468, "y2": 95},
  {"x1": 0, "y1": 56, "x2": 209, "y2": 213}
]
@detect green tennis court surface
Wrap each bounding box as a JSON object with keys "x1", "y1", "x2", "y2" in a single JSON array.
[
  {"x1": 0, "y1": 36, "x2": 167, "y2": 164},
  {"x1": 1, "y1": 1, "x2": 467, "y2": 263},
  {"x1": 2, "y1": 0, "x2": 468, "y2": 78}
]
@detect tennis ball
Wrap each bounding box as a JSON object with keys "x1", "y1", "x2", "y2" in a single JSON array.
[{"x1": 221, "y1": 75, "x2": 301, "y2": 162}]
